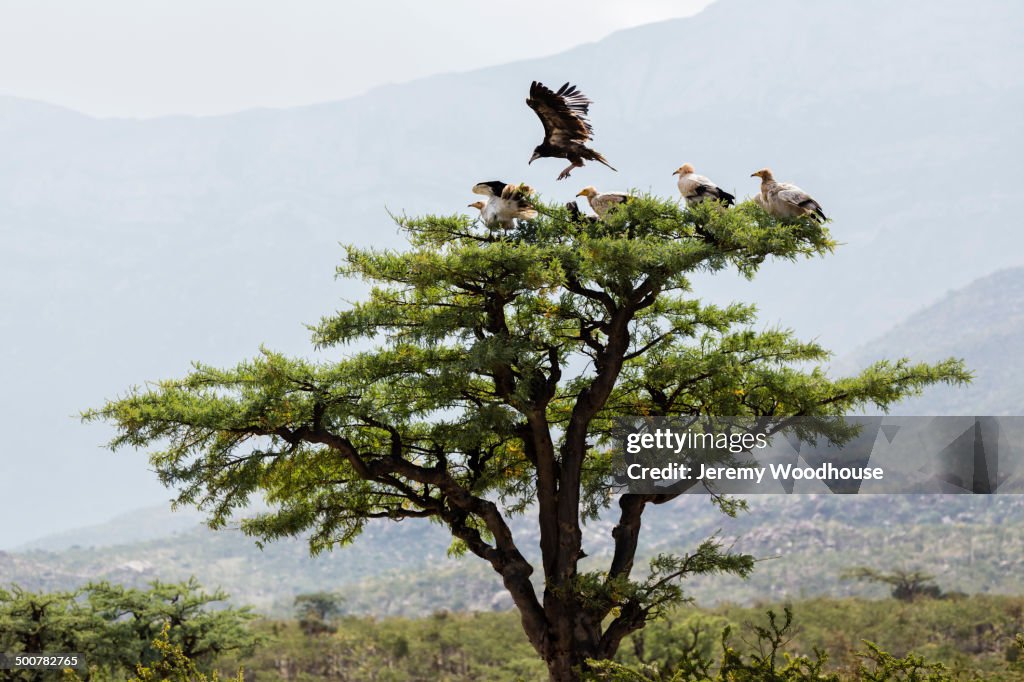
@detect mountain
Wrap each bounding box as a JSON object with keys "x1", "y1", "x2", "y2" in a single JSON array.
[
  {"x1": 3, "y1": 495, "x2": 1022, "y2": 617},
  {"x1": 2, "y1": 0, "x2": 1023, "y2": 546},
  {"x1": 838, "y1": 267, "x2": 1024, "y2": 415},
  {"x1": 13, "y1": 504, "x2": 205, "y2": 552}
]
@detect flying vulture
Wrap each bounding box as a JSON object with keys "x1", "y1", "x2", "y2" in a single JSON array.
[
  {"x1": 751, "y1": 168, "x2": 827, "y2": 222},
  {"x1": 673, "y1": 163, "x2": 736, "y2": 207},
  {"x1": 526, "y1": 81, "x2": 616, "y2": 180},
  {"x1": 576, "y1": 186, "x2": 630, "y2": 220},
  {"x1": 470, "y1": 181, "x2": 537, "y2": 229}
]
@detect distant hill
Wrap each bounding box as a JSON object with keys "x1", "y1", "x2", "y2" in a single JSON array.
[
  {"x1": 8, "y1": 258, "x2": 1010, "y2": 623},
  {"x1": 3, "y1": 495, "x2": 1022, "y2": 617},
  {"x1": 14, "y1": 504, "x2": 205, "y2": 552},
  {"x1": 837, "y1": 267, "x2": 1024, "y2": 415},
  {"x1": 3, "y1": 0, "x2": 1023, "y2": 546}
]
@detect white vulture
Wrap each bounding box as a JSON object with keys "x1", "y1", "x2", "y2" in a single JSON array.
[
  {"x1": 751, "y1": 168, "x2": 827, "y2": 222},
  {"x1": 672, "y1": 163, "x2": 736, "y2": 207},
  {"x1": 575, "y1": 186, "x2": 630, "y2": 220},
  {"x1": 470, "y1": 181, "x2": 537, "y2": 229}
]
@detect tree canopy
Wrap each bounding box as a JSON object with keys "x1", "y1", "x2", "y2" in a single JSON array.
[
  {"x1": 86, "y1": 195, "x2": 968, "y2": 680},
  {"x1": 0, "y1": 579, "x2": 258, "y2": 680}
]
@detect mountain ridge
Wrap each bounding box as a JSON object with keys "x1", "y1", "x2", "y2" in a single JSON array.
[{"x1": 3, "y1": 0, "x2": 1022, "y2": 546}]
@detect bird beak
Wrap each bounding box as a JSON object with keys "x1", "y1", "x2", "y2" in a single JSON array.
[
  {"x1": 467, "y1": 203, "x2": 474, "y2": 208},
  {"x1": 528, "y1": 152, "x2": 540, "y2": 165},
  {"x1": 672, "y1": 170, "x2": 679, "y2": 176},
  {"x1": 575, "y1": 190, "x2": 585, "y2": 197},
  {"x1": 750, "y1": 172, "x2": 758, "y2": 177}
]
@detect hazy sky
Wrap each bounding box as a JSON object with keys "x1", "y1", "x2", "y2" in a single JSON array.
[
  {"x1": 0, "y1": 1, "x2": 713, "y2": 548},
  {"x1": 0, "y1": 0, "x2": 713, "y2": 118}
]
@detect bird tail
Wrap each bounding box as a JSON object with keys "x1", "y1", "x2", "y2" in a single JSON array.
[
  {"x1": 719, "y1": 190, "x2": 737, "y2": 206},
  {"x1": 584, "y1": 149, "x2": 617, "y2": 172}
]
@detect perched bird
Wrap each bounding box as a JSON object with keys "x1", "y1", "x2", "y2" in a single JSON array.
[
  {"x1": 470, "y1": 181, "x2": 537, "y2": 229},
  {"x1": 751, "y1": 168, "x2": 827, "y2": 222},
  {"x1": 566, "y1": 201, "x2": 598, "y2": 225},
  {"x1": 576, "y1": 186, "x2": 630, "y2": 220},
  {"x1": 672, "y1": 163, "x2": 736, "y2": 207},
  {"x1": 526, "y1": 81, "x2": 616, "y2": 180}
]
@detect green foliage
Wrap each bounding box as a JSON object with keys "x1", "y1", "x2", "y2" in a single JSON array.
[
  {"x1": 64, "y1": 624, "x2": 245, "y2": 682},
  {"x1": 293, "y1": 591, "x2": 344, "y2": 636},
  {"x1": 0, "y1": 580, "x2": 260, "y2": 680},
  {"x1": 842, "y1": 567, "x2": 945, "y2": 602},
  {"x1": 202, "y1": 595, "x2": 1024, "y2": 681},
  {"x1": 586, "y1": 606, "x2": 843, "y2": 681},
  {"x1": 83, "y1": 193, "x2": 969, "y2": 675},
  {"x1": 218, "y1": 610, "x2": 548, "y2": 681},
  {"x1": 85, "y1": 195, "x2": 964, "y2": 548}
]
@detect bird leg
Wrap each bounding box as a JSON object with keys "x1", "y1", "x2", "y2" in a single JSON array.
[{"x1": 557, "y1": 160, "x2": 582, "y2": 181}]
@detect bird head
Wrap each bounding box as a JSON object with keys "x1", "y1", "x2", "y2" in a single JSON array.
[
  {"x1": 576, "y1": 186, "x2": 598, "y2": 199},
  {"x1": 528, "y1": 147, "x2": 542, "y2": 164},
  {"x1": 751, "y1": 168, "x2": 774, "y2": 181},
  {"x1": 467, "y1": 201, "x2": 486, "y2": 211},
  {"x1": 673, "y1": 163, "x2": 696, "y2": 176}
]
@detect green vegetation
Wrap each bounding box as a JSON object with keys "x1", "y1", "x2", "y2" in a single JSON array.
[
  {"x1": 841, "y1": 567, "x2": 945, "y2": 602},
  {"x1": 85, "y1": 195, "x2": 967, "y2": 679},
  {"x1": 65, "y1": 624, "x2": 245, "y2": 682},
  {"x1": 6, "y1": 496, "x2": 1024, "y2": 618},
  {"x1": 211, "y1": 596, "x2": 1024, "y2": 681},
  {"x1": 0, "y1": 579, "x2": 259, "y2": 681},
  {"x1": 3, "y1": 581, "x2": 1022, "y2": 680}
]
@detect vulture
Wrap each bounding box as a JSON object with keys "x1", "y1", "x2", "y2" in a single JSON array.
[
  {"x1": 673, "y1": 163, "x2": 736, "y2": 207},
  {"x1": 576, "y1": 186, "x2": 630, "y2": 220},
  {"x1": 566, "y1": 201, "x2": 598, "y2": 225},
  {"x1": 526, "y1": 81, "x2": 616, "y2": 180},
  {"x1": 751, "y1": 168, "x2": 827, "y2": 222},
  {"x1": 470, "y1": 181, "x2": 537, "y2": 229}
]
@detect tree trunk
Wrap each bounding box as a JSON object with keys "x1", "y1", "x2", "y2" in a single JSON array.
[{"x1": 545, "y1": 652, "x2": 581, "y2": 682}]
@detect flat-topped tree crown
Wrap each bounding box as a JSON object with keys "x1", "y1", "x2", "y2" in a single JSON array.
[{"x1": 86, "y1": 195, "x2": 968, "y2": 681}]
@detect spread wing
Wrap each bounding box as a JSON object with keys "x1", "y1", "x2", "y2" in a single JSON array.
[{"x1": 527, "y1": 81, "x2": 594, "y2": 147}]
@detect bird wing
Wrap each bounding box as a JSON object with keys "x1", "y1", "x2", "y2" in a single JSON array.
[
  {"x1": 499, "y1": 183, "x2": 537, "y2": 219},
  {"x1": 774, "y1": 184, "x2": 826, "y2": 220},
  {"x1": 593, "y1": 192, "x2": 630, "y2": 216},
  {"x1": 472, "y1": 181, "x2": 506, "y2": 197},
  {"x1": 527, "y1": 81, "x2": 595, "y2": 147},
  {"x1": 693, "y1": 175, "x2": 735, "y2": 204},
  {"x1": 683, "y1": 174, "x2": 719, "y2": 197},
  {"x1": 776, "y1": 186, "x2": 815, "y2": 208}
]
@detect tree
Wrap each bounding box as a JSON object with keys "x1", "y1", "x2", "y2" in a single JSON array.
[
  {"x1": 86, "y1": 196, "x2": 968, "y2": 680},
  {"x1": 840, "y1": 567, "x2": 944, "y2": 602},
  {"x1": 67, "y1": 623, "x2": 245, "y2": 682},
  {"x1": 293, "y1": 591, "x2": 344, "y2": 635},
  {"x1": 0, "y1": 580, "x2": 259, "y2": 680}
]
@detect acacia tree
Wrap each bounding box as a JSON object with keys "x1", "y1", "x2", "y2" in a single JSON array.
[
  {"x1": 0, "y1": 579, "x2": 258, "y2": 679},
  {"x1": 87, "y1": 196, "x2": 967, "y2": 680}
]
